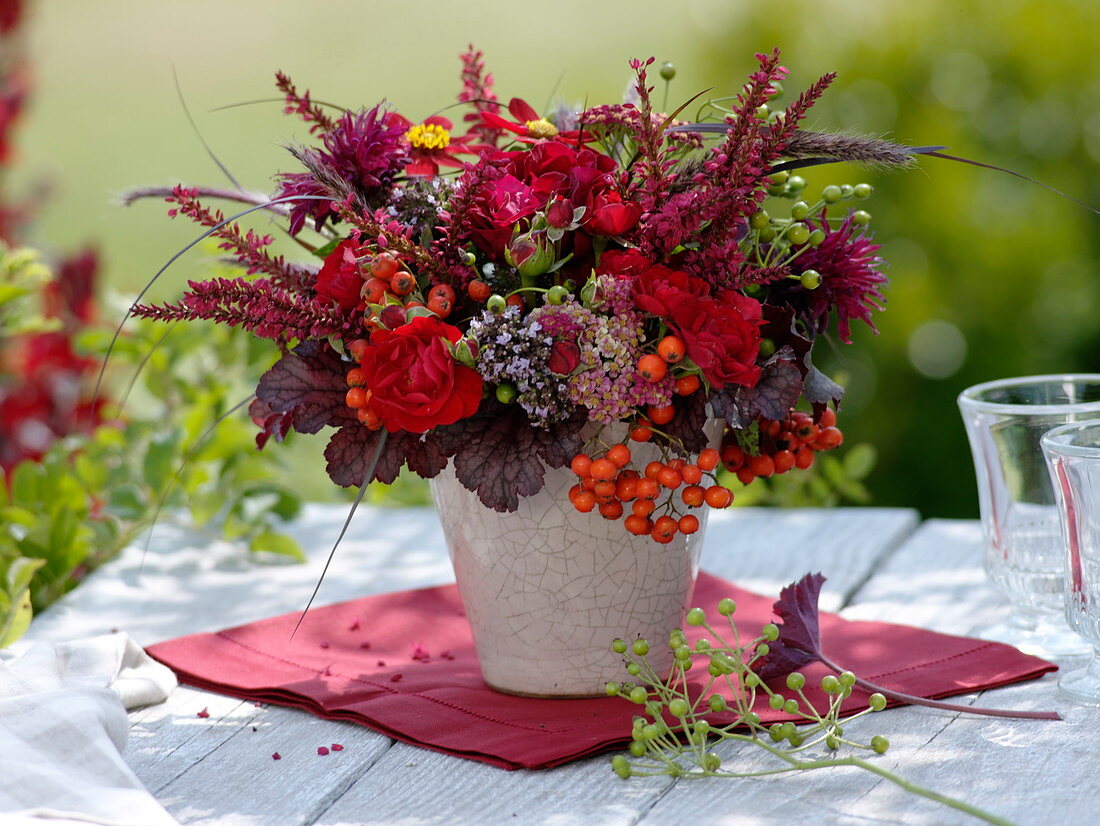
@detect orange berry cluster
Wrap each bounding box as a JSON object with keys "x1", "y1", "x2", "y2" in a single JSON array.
[
  {"x1": 567, "y1": 444, "x2": 734, "y2": 543},
  {"x1": 721, "y1": 407, "x2": 844, "y2": 484},
  {"x1": 360, "y1": 252, "x2": 457, "y2": 319},
  {"x1": 343, "y1": 356, "x2": 381, "y2": 430},
  {"x1": 635, "y1": 335, "x2": 701, "y2": 397}
]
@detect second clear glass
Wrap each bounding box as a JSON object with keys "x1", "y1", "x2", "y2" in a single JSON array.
[{"x1": 1042, "y1": 421, "x2": 1100, "y2": 703}]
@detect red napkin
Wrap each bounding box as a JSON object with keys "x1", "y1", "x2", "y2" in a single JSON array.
[{"x1": 147, "y1": 571, "x2": 1056, "y2": 770}]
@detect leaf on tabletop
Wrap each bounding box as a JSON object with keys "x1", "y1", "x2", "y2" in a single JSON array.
[
  {"x1": 756, "y1": 571, "x2": 824, "y2": 679},
  {"x1": 434, "y1": 405, "x2": 586, "y2": 512},
  {"x1": 324, "y1": 425, "x2": 448, "y2": 487},
  {"x1": 758, "y1": 572, "x2": 1062, "y2": 721},
  {"x1": 254, "y1": 340, "x2": 358, "y2": 438}
]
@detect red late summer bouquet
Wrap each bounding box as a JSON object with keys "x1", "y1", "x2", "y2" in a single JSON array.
[{"x1": 133, "y1": 47, "x2": 915, "y2": 542}]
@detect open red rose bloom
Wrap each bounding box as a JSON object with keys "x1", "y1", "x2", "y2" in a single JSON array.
[
  {"x1": 134, "y1": 47, "x2": 890, "y2": 537},
  {"x1": 358, "y1": 316, "x2": 482, "y2": 433}
]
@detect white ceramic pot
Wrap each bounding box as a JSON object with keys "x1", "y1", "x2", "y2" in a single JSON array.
[{"x1": 430, "y1": 425, "x2": 719, "y2": 697}]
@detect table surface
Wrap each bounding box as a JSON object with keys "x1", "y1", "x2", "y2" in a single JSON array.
[{"x1": 27, "y1": 504, "x2": 1098, "y2": 826}]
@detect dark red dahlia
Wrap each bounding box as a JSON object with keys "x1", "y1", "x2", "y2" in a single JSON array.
[
  {"x1": 276, "y1": 106, "x2": 410, "y2": 235},
  {"x1": 782, "y1": 214, "x2": 887, "y2": 343}
]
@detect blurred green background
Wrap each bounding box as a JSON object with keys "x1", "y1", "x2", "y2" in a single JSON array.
[{"x1": 8, "y1": 0, "x2": 1100, "y2": 517}]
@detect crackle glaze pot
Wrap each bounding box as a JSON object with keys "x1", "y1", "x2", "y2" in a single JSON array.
[{"x1": 430, "y1": 423, "x2": 720, "y2": 698}]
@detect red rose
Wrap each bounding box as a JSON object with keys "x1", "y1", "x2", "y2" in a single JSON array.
[
  {"x1": 583, "y1": 185, "x2": 642, "y2": 237},
  {"x1": 668, "y1": 295, "x2": 763, "y2": 389},
  {"x1": 718, "y1": 289, "x2": 764, "y2": 323},
  {"x1": 548, "y1": 340, "x2": 581, "y2": 375},
  {"x1": 360, "y1": 316, "x2": 483, "y2": 433},
  {"x1": 316, "y1": 239, "x2": 365, "y2": 312},
  {"x1": 631, "y1": 266, "x2": 711, "y2": 317},
  {"x1": 466, "y1": 173, "x2": 541, "y2": 256},
  {"x1": 597, "y1": 249, "x2": 655, "y2": 278}
]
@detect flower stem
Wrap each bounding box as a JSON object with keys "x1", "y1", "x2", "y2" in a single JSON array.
[
  {"x1": 818, "y1": 652, "x2": 1061, "y2": 721},
  {"x1": 726, "y1": 732, "x2": 1014, "y2": 825},
  {"x1": 829, "y1": 756, "x2": 1014, "y2": 826}
]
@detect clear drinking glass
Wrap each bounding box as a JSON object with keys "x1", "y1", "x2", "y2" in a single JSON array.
[
  {"x1": 1042, "y1": 421, "x2": 1100, "y2": 703},
  {"x1": 958, "y1": 375, "x2": 1100, "y2": 658}
]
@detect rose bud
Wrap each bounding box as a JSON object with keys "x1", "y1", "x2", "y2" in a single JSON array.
[
  {"x1": 379, "y1": 304, "x2": 407, "y2": 330},
  {"x1": 548, "y1": 340, "x2": 582, "y2": 375},
  {"x1": 505, "y1": 230, "x2": 556, "y2": 278},
  {"x1": 453, "y1": 338, "x2": 478, "y2": 368},
  {"x1": 546, "y1": 197, "x2": 576, "y2": 229},
  {"x1": 583, "y1": 188, "x2": 642, "y2": 237}
]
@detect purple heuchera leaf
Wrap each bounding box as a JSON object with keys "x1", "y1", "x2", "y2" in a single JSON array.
[
  {"x1": 756, "y1": 572, "x2": 826, "y2": 680},
  {"x1": 434, "y1": 406, "x2": 586, "y2": 512},
  {"x1": 255, "y1": 341, "x2": 358, "y2": 435},
  {"x1": 324, "y1": 426, "x2": 448, "y2": 487}
]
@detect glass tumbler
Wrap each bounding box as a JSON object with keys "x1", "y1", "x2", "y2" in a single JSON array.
[
  {"x1": 1042, "y1": 421, "x2": 1100, "y2": 703},
  {"x1": 958, "y1": 375, "x2": 1100, "y2": 658}
]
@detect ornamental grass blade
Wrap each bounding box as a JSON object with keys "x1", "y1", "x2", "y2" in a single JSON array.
[
  {"x1": 290, "y1": 430, "x2": 388, "y2": 639},
  {"x1": 93, "y1": 194, "x2": 332, "y2": 425},
  {"x1": 762, "y1": 573, "x2": 1061, "y2": 721},
  {"x1": 138, "y1": 393, "x2": 255, "y2": 575}
]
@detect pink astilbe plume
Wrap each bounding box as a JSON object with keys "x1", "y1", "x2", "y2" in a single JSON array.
[
  {"x1": 457, "y1": 45, "x2": 502, "y2": 144},
  {"x1": 132, "y1": 277, "x2": 353, "y2": 345},
  {"x1": 276, "y1": 105, "x2": 409, "y2": 235},
  {"x1": 275, "y1": 71, "x2": 335, "y2": 135},
  {"x1": 638, "y1": 51, "x2": 788, "y2": 267},
  {"x1": 621, "y1": 57, "x2": 678, "y2": 213},
  {"x1": 782, "y1": 213, "x2": 887, "y2": 343},
  {"x1": 640, "y1": 50, "x2": 836, "y2": 290},
  {"x1": 164, "y1": 186, "x2": 298, "y2": 280}
]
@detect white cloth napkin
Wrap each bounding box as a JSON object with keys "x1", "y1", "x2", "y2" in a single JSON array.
[{"x1": 0, "y1": 633, "x2": 179, "y2": 826}]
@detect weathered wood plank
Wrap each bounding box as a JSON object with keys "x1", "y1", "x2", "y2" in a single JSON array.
[
  {"x1": 702, "y1": 507, "x2": 919, "y2": 612},
  {"x1": 828, "y1": 520, "x2": 1098, "y2": 825},
  {"x1": 148, "y1": 705, "x2": 393, "y2": 825},
  {"x1": 315, "y1": 742, "x2": 673, "y2": 826}
]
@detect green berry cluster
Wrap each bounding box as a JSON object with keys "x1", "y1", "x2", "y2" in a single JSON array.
[
  {"x1": 604, "y1": 601, "x2": 1008, "y2": 825},
  {"x1": 745, "y1": 179, "x2": 875, "y2": 288},
  {"x1": 606, "y1": 603, "x2": 889, "y2": 782}
]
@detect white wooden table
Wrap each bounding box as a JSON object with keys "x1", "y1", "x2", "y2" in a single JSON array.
[{"x1": 26, "y1": 505, "x2": 1099, "y2": 825}]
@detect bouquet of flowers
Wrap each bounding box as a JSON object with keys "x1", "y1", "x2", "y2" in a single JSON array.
[{"x1": 134, "y1": 47, "x2": 908, "y2": 541}]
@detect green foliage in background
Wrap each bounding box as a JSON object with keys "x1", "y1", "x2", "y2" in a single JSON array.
[
  {"x1": 724, "y1": 443, "x2": 877, "y2": 509},
  {"x1": 0, "y1": 301, "x2": 307, "y2": 644},
  {"x1": 0, "y1": 246, "x2": 59, "y2": 337}
]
